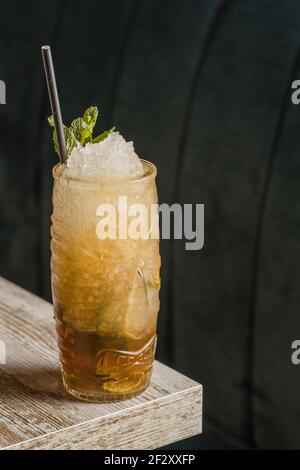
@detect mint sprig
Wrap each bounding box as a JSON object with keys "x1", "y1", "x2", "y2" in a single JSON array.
[
  {"x1": 92, "y1": 126, "x2": 116, "y2": 143},
  {"x1": 48, "y1": 106, "x2": 115, "y2": 158}
]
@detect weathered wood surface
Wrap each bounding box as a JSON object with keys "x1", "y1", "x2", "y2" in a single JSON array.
[{"x1": 0, "y1": 277, "x2": 202, "y2": 450}]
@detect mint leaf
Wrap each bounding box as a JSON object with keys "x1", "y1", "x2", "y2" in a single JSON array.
[
  {"x1": 48, "y1": 107, "x2": 116, "y2": 158},
  {"x1": 65, "y1": 127, "x2": 77, "y2": 155},
  {"x1": 48, "y1": 115, "x2": 54, "y2": 127},
  {"x1": 80, "y1": 122, "x2": 93, "y2": 145},
  {"x1": 48, "y1": 115, "x2": 77, "y2": 156},
  {"x1": 83, "y1": 106, "x2": 98, "y2": 129},
  {"x1": 81, "y1": 107, "x2": 98, "y2": 145},
  {"x1": 69, "y1": 117, "x2": 93, "y2": 146},
  {"x1": 69, "y1": 117, "x2": 82, "y2": 141},
  {"x1": 48, "y1": 115, "x2": 59, "y2": 155},
  {"x1": 70, "y1": 107, "x2": 98, "y2": 147},
  {"x1": 92, "y1": 126, "x2": 116, "y2": 143}
]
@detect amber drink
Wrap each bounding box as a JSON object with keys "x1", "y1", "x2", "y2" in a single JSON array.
[{"x1": 51, "y1": 133, "x2": 160, "y2": 401}]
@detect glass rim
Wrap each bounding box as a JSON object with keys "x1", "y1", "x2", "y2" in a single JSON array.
[{"x1": 52, "y1": 159, "x2": 157, "y2": 185}]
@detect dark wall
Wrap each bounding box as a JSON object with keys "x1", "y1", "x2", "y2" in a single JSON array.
[{"x1": 1, "y1": 0, "x2": 300, "y2": 449}]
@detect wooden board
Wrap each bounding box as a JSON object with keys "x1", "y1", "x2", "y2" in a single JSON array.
[{"x1": 0, "y1": 277, "x2": 202, "y2": 450}]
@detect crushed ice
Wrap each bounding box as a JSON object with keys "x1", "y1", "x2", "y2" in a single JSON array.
[{"x1": 65, "y1": 132, "x2": 144, "y2": 178}]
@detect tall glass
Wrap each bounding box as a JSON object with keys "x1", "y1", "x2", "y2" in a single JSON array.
[{"x1": 51, "y1": 161, "x2": 160, "y2": 401}]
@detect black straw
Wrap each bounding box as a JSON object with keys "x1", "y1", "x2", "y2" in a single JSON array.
[{"x1": 41, "y1": 45, "x2": 67, "y2": 164}]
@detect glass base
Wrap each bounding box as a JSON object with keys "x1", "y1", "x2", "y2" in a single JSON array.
[{"x1": 62, "y1": 369, "x2": 152, "y2": 402}]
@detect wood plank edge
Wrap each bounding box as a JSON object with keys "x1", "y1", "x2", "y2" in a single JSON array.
[{"x1": 3, "y1": 385, "x2": 202, "y2": 450}]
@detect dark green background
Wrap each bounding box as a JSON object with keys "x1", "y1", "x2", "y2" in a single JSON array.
[{"x1": 1, "y1": 0, "x2": 300, "y2": 449}]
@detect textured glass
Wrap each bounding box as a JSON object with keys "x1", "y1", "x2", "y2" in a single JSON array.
[{"x1": 51, "y1": 161, "x2": 160, "y2": 401}]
